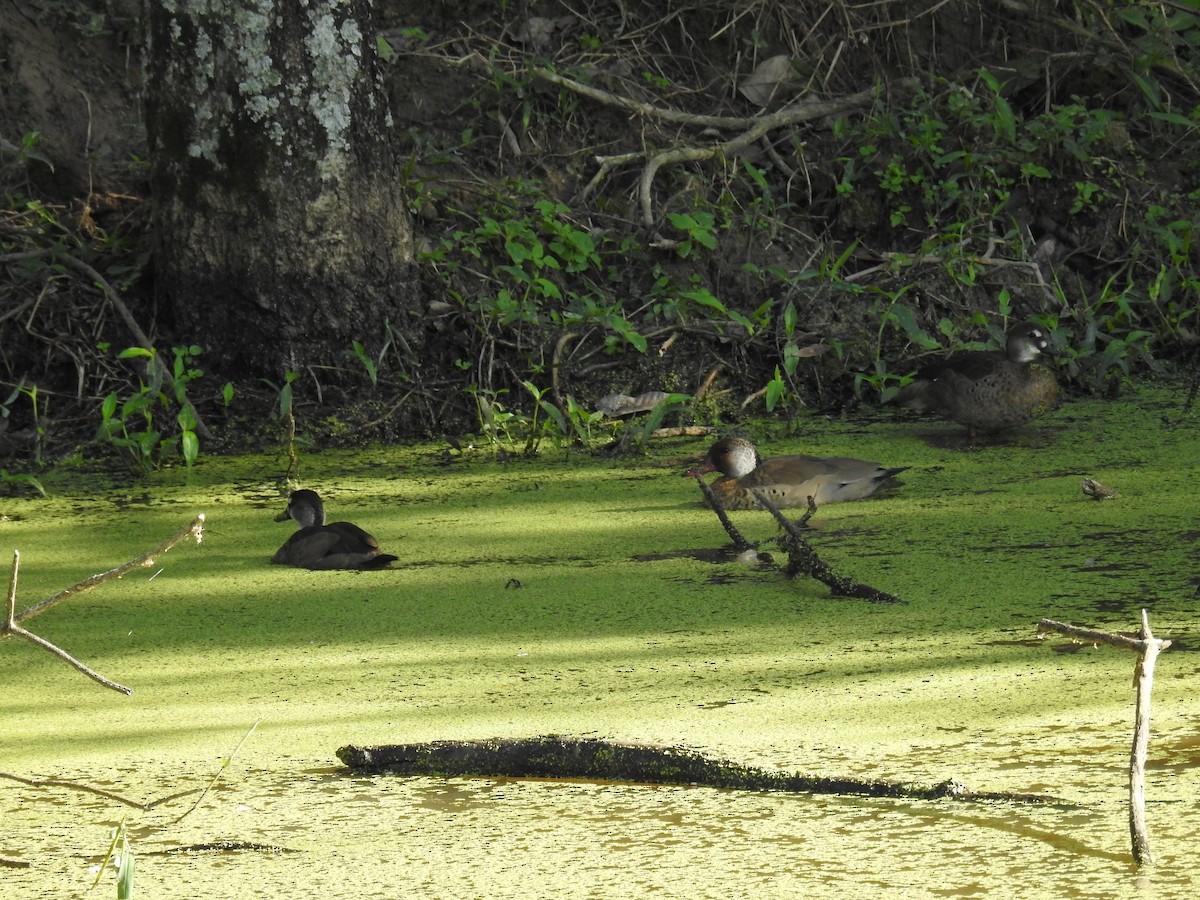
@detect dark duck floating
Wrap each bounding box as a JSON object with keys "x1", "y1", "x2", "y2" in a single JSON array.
[
  {"x1": 272, "y1": 489, "x2": 397, "y2": 570},
  {"x1": 892, "y1": 321, "x2": 1062, "y2": 438},
  {"x1": 685, "y1": 436, "x2": 908, "y2": 509}
]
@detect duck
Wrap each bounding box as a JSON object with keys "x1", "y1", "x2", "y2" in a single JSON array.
[
  {"x1": 272, "y1": 489, "x2": 398, "y2": 570},
  {"x1": 892, "y1": 321, "x2": 1062, "y2": 438},
  {"x1": 685, "y1": 436, "x2": 908, "y2": 510}
]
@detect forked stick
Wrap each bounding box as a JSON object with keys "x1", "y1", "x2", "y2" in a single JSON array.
[{"x1": 3, "y1": 514, "x2": 206, "y2": 694}]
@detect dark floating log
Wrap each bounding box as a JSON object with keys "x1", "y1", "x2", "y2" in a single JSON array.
[
  {"x1": 337, "y1": 736, "x2": 1057, "y2": 804},
  {"x1": 146, "y1": 841, "x2": 298, "y2": 856}
]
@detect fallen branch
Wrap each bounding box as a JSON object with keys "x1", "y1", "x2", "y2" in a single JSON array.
[
  {"x1": 755, "y1": 490, "x2": 903, "y2": 603},
  {"x1": 142, "y1": 840, "x2": 297, "y2": 856},
  {"x1": 541, "y1": 67, "x2": 918, "y2": 225},
  {"x1": 692, "y1": 475, "x2": 901, "y2": 603},
  {"x1": 3, "y1": 514, "x2": 206, "y2": 694},
  {"x1": 693, "y1": 475, "x2": 754, "y2": 553},
  {"x1": 337, "y1": 736, "x2": 1057, "y2": 804},
  {"x1": 1038, "y1": 610, "x2": 1171, "y2": 867}
]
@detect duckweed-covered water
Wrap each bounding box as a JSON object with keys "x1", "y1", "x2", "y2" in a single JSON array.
[{"x1": 2, "y1": 382, "x2": 1198, "y2": 898}]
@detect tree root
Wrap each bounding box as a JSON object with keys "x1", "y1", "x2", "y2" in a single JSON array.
[{"x1": 536, "y1": 67, "x2": 919, "y2": 226}]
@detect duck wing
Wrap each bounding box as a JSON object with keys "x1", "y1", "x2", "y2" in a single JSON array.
[
  {"x1": 272, "y1": 522, "x2": 395, "y2": 569},
  {"x1": 734, "y1": 455, "x2": 907, "y2": 507},
  {"x1": 272, "y1": 526, "x2": 345, "y2": 567},
  {"x1": 325, "y1": 521, "x2": 383, "y2": 553}
]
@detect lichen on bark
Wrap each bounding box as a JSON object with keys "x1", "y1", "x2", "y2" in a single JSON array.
[{"x1": 142, "y1": 0, "x2": 417, "y2": 376}]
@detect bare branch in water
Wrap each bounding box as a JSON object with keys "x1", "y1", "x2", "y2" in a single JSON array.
[{"x1": 2, "y1": 514, "x2": 206, "y2": 694}]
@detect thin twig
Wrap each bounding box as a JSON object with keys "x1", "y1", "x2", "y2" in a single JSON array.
[
  {"x1": 16, "y1": 514, "x2": 206, "y2": 623},
  {"x1": 170, "y1": 720, "x2": 260, "y2": 825},
  {"x1": 49, "y1": 250, "x2": 213, "y2": 440},
  {"x1": 693, "y1": 475, "x2": 754, "y2": 553},
  {"x1": 753, "y1": 490, "x2": 903, "y2": 603},
  {"x1": 3, "y1": 515, "x2": 206, "y2": 695}
]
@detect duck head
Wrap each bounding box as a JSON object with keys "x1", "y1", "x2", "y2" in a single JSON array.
[
  {"x1": 276, "y1": 489, "x2": 326, "y2": 528},
  {"x1": 685, "y1": 436, "x2": 761, "y2": 479},
  {"x1": 1005, "y1": 322, "x2": 1061, "y2": 363}
]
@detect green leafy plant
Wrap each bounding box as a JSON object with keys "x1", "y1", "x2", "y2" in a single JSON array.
[
  {"x1": 92, "y1": 819, "x2": 134, "y2": 898},
  {"x1": 347, "y1": 320, "x2": 413, "y2": 388},
  {"x1": 467, "y1": 386, "x2": 525, "y2": 450},
  {"x1": 561, "y1": 396, "x2": 608, "y2": 445},
  {"x1": 349, "y1": 340, "x2": 379, "y2": 386},
  {"x1": 764, "y1": 366, "x2": 788, "y2": 412},
  {"x1": 263, "y1": 371, "x2": 301, "y2": 479},
  {"x1": 618, "y1": 393, "x2": 692, "y2": 449},
  {"x1": 518, "y1": 380, "x2": 563, "y2": 453},
  {"x1": 13, "y1": 131, "x2": 54, "y2": 171},
  {"x1": 1, "y1": 376, "x2": 47, "y2": 466},
  {"x1": 0, "y1": 469, "x2": 45, "y2": 496},
  {"x1": 96, "y1": 345, "x2": 204, "y2": 471},
  {"x1": 667, "y1": 211, "x2": 718, "y2": 258}
]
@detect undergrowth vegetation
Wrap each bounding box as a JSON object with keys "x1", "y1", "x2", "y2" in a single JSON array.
[{"x1": 0, "y1": 0, "x2": 1197, "y2": 482}]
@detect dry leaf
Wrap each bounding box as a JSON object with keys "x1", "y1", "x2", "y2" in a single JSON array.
[{"x1": 738, "y1": 55, "x2": 799, "y2": 107}]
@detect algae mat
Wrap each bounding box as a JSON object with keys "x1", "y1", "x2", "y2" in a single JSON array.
[{"x1": 2, "y1": 382, "x2": 1198, "y2": 898}]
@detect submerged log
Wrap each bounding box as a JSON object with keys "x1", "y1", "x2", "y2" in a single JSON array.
[{"x1": 337, "y1": 736, "x2": 1054, "y2": 804}]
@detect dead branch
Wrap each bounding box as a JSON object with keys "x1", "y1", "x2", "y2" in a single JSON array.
[
  {"x1": 692, "y1": 476, "x2": 901, "y2": 603},
  {"x1": 3, "y1": 514, "x2": 206, "y2": 695},
  {"x1": 16, "y1": 514, "x2": 206, "y2": 623},
  {"x1": 754, "y1": 490, "x2": 903, "y2": 603},
  {"x1": 4, "y1": 611, "x2": 132, "y2": 694},
  {"x1": 1037, "y1": 617, "x2": 1163, "y2": 654},
  {"x1": 649, "y1": 425, "x2": 711, "y2": 438},
  {"x1": 1038, "y1": 610, "x2": 1171, "y2": 867},
  {"x1": 542, "y1": 67, "x2": 919, "y2": 224},
  {"x1": 693, "y1": 475, "x2": 754, "y2": 553}
]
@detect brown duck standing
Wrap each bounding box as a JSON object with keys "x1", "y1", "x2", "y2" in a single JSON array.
[
  {"x1": 272, "y1": 489, "x2": 398, "y2": 570},
  {"x1": 893, "y1": 322, "x2": 1061, "y2": 438},
  {"x1": 685, "y1": 436, "x2": 908, "y2": 510}
]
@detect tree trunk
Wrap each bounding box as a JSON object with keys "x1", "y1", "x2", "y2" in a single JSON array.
[{"x1": 142, "y1": 0, "x2": 416, "y2": 379}]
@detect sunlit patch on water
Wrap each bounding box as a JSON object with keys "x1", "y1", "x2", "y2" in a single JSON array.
[
  {"x1": 6, "y1": 385, "x2": 1200, "y2": 898},
  {"x1": 10, "y1": 758, "x2": 1197, "y2": 898}
]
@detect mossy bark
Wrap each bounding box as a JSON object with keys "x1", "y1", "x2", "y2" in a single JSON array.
[
  {"x1": 142, "y1": 0, "x2": 418, "y2": 377},
  {"x1": 337, "y1": 737, "x2": 1056, "y2": 804}
]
